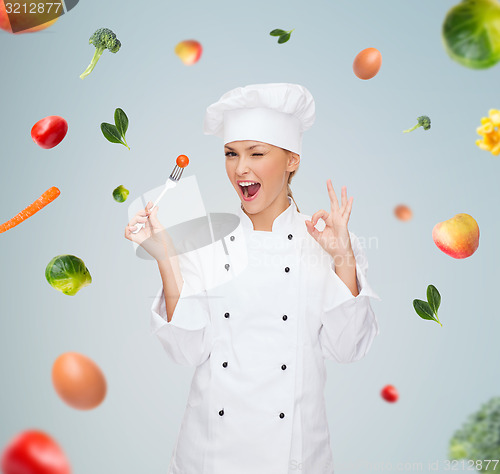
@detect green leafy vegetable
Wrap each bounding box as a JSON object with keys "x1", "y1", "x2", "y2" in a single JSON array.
[
  {"x1": 269, "y1": 28, "x2": 294, "y2": 44},
  {"x1": 413, "y1": 300, "x2": 435, "y2": 321},
  {"x1": 278, "y1": 33, "x2": 291, "y2": 44},
  {"x1": 403, "y1": 116, "x2": 431, "y2": 133},
  {"x1": 113, "y1": 185, "x2": 129, "y2": 203},
  {"x1": 270, "y1": 29, "x2": 287, "y2": 36},
  {"x1": 427, "y1": 284, "x2": 441, "y2": 314},
  {"x1": 45, "y1": 255, "x2": 92, "y2": 296},
  {"x1": 114, "y1": 108, "x2": 128, "y2": 138},
  {"x1": 101, "y1": 123, "x2": 123, "y2": 145},
  {"x1": 80, "y1": 28, "x2": 121, "y2": 80},
  {"x1": 101, "y1": 108, "x2": 130, "y2": 149},
  {"x1": 442, "y1": 0, "x2": 500, "y2": 69},
  {"x1": 449, "y1": 396, "x2": 500, "y2": 471},
  {"x1": 412, "y1": 284, "x2": 442, "y2": 326}
]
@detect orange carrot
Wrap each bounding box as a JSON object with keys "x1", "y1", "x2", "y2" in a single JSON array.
[{"x1": 0, "y1": 186, "x2": 61, "y2": 233}]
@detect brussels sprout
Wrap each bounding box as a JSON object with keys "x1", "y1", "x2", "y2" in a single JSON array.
[
  {"x1": 442, "y1": 0, "x2": 500, "y2": 69},
  {"x1": 45, "y1": 255, "x2": 92, "y2": 296},
  {"x1": 113, "y1": 185, "x2": 129, "y2": 203}
]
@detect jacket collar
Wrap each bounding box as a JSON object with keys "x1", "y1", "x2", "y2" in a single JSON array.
[{"x1": 237, "y1": 196, "x2": 299, "y2": 234}]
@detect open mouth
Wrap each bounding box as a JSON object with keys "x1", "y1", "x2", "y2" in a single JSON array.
[{"x1": 238, "y1": 181, "x2": 261, "y2": 200}]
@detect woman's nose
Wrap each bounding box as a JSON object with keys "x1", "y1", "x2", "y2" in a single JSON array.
[{"x1": 235, "y1": 157, "x2": 250, "y2": 175}]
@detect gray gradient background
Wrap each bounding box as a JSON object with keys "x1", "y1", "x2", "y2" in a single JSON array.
[{"x1": 0, "y1": 0, "x2": 498, "y2": 472}]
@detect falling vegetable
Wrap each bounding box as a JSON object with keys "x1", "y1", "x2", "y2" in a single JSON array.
[
  {"x1": 442, "y1": 0, "x2": 500, "y2": 69},
  {"x1": 113, "y1": 185, "x2": 129, "y2": 202},
  {"x1": 1, "y1": 430, "x2": 71, "y2": 474},
  {"x1": 403, "y1": 116, "x2": 431, "y2": 133},
  {"x1": 449, "y1": 396, "x2": 500, "y2": 470},
  {"x1": 0, "y1": 186, "x2": 60, "y2": 234},
  {"x1": 269, "y1": 28, "x2": 294, "y2": 44},
  {"x1": 31, "y1": 115, "x2": 68, "y2": 149},
  {"x1": 101, "y1": 108, "x2": 130, "y2": 149},
  {"x1": 80, "y1": 27, "x2": 121, "y2": 80},
  {"x1": 380, "y1": 385, "x2": 399, "y2": 403},
  {"x1": 413, "y1": 284, "x2": 442, "y2": 326},
  {"x1": 45, "y1": 254, "x2": 92, "y2": 296},
  {"x1": 476, "y1": 108, "x2": 500, "y2": 155}
]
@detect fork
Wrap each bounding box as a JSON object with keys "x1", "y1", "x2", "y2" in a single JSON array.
[{"x1": 132, "y1": 163, "x2": 185, "y2": 234}]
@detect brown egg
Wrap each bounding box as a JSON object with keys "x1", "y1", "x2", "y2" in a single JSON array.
[
  {"x1": 394, "y1": 204, "x2": 413, "y2": 221},
  {"x1": 52, "y1": 352, "x2": 107, "y2": 410},
  {"x1": 353, "y1": 47, "x2": 382, "y2": 80}
]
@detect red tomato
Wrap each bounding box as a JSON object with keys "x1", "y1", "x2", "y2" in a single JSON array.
[
  {"x1": 1, "y1": 429, "x2": 71, "y2": 474},
  {"x1": 381, "y1": 384, "x2": 399, "y2": 403},
  {"x1": 31, "y1": 116, "x2": 68, "y2": 149},
  {"x1": 176, "y1": 154, "x2": 189, "y2": 168}
]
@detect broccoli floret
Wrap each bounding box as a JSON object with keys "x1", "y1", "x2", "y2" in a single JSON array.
[
  {"x1": 449, "y1": 396, "x2": 500, "y2": 472},
  {"x1": 80, "y1": 28, "x2": 121, "y2": 80},
  {"x1": 403, "y1": 115, "x2": 431, "y2": 133}
]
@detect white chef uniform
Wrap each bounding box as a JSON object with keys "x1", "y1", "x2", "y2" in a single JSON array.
[
  {"x1": 150, "y1": 83, "x2": 381, "y2": 474},
  {"x1": 150, "y1": 196, "x2": 381, "y2": 474}
]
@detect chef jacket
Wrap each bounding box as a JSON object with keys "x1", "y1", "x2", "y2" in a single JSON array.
[{"x1": 150, "y1": 196, "x2": 381, "y2": 474}]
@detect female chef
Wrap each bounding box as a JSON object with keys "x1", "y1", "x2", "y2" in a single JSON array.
[{"x1": 125, "y1": 83, "x2": 381, "y2": 474}]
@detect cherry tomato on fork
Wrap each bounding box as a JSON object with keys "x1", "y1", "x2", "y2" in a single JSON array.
[{"x1": 176, "y1": 154, "x2": 189, "y2": 168}]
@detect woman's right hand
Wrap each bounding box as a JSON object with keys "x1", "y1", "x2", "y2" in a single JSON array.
[{"x1": 124, "y1": 201, "x2": 172, "y2": 262}]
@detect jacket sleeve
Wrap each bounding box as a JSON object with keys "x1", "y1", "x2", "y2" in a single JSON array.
[
  {"x1": 150, "y1": 250, "x2": 213, "y2": 367},
  {"x1": 319, "y1": 231, "x2": 381, "y2": 363}
]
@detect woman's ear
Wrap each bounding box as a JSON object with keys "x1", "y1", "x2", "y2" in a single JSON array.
[{"x1": 287, "y1": 152, "x2": 300, "y2": 171}]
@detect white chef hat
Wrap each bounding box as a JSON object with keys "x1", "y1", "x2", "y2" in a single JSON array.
[{"x1": 203, "y1": 83, "x2": 316, "y2": 155}]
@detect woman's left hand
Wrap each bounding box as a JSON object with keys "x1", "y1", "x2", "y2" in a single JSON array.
[{"x1": 305, "y1": 179, "x2": 354, "y2": 260}]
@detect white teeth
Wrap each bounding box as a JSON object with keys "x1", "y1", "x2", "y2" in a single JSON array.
[{"x1": 239, "y1": 181, "x2": 259, "y2": 186}]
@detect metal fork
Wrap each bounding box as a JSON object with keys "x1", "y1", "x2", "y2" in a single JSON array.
[{"x1": 132, "y1": 163, "x2": 185, "y2": 234}]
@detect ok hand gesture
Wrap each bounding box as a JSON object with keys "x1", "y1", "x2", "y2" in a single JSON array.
[{"x1": 305, "y1": 179, "x2": 354, "y2": 260}]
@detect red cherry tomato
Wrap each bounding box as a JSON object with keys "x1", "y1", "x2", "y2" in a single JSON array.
[
  {"x1": 1, "y1": 429, "x2": 71, "y2": 474},
  {"x1": 176, "y1": 154, "x2": 189, "y2": 168},
  {"x1": 381, "y1": 384, "x2": 399, "y2": 403},
  {"x1": 31, "y1": 116, "x2": 68, "y2": 149}
]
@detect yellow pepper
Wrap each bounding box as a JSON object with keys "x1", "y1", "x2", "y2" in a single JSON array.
[{"x1": 476, "y1": 109, "x2": 500, "y2": 155}]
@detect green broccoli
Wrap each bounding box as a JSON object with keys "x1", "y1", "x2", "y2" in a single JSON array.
[
  {"x1": 449, "y1": 396, "x2": 500, "y2": 472},
  {"x1": 80, "y1": 28, "x2": 121, "y2": 80},
  {"x1": 403, "y1": 115, "x2": 431, "y2": 133}
]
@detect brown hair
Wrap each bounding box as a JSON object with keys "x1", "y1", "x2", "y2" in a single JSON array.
[
  {"x1": 287, "y1": 168, "x2": 300, "y2": 212},
  {"x1": 283, "y1": 146, "x2": 300, "y2": 212}
]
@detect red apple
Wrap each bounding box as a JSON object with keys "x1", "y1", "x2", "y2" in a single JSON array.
[
  {"x1": 432, "y1": 213, "x2": 480, "y2": 259},
  {"x1": 175, "y1": 40, "x2": 202, "y2": 65}
]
